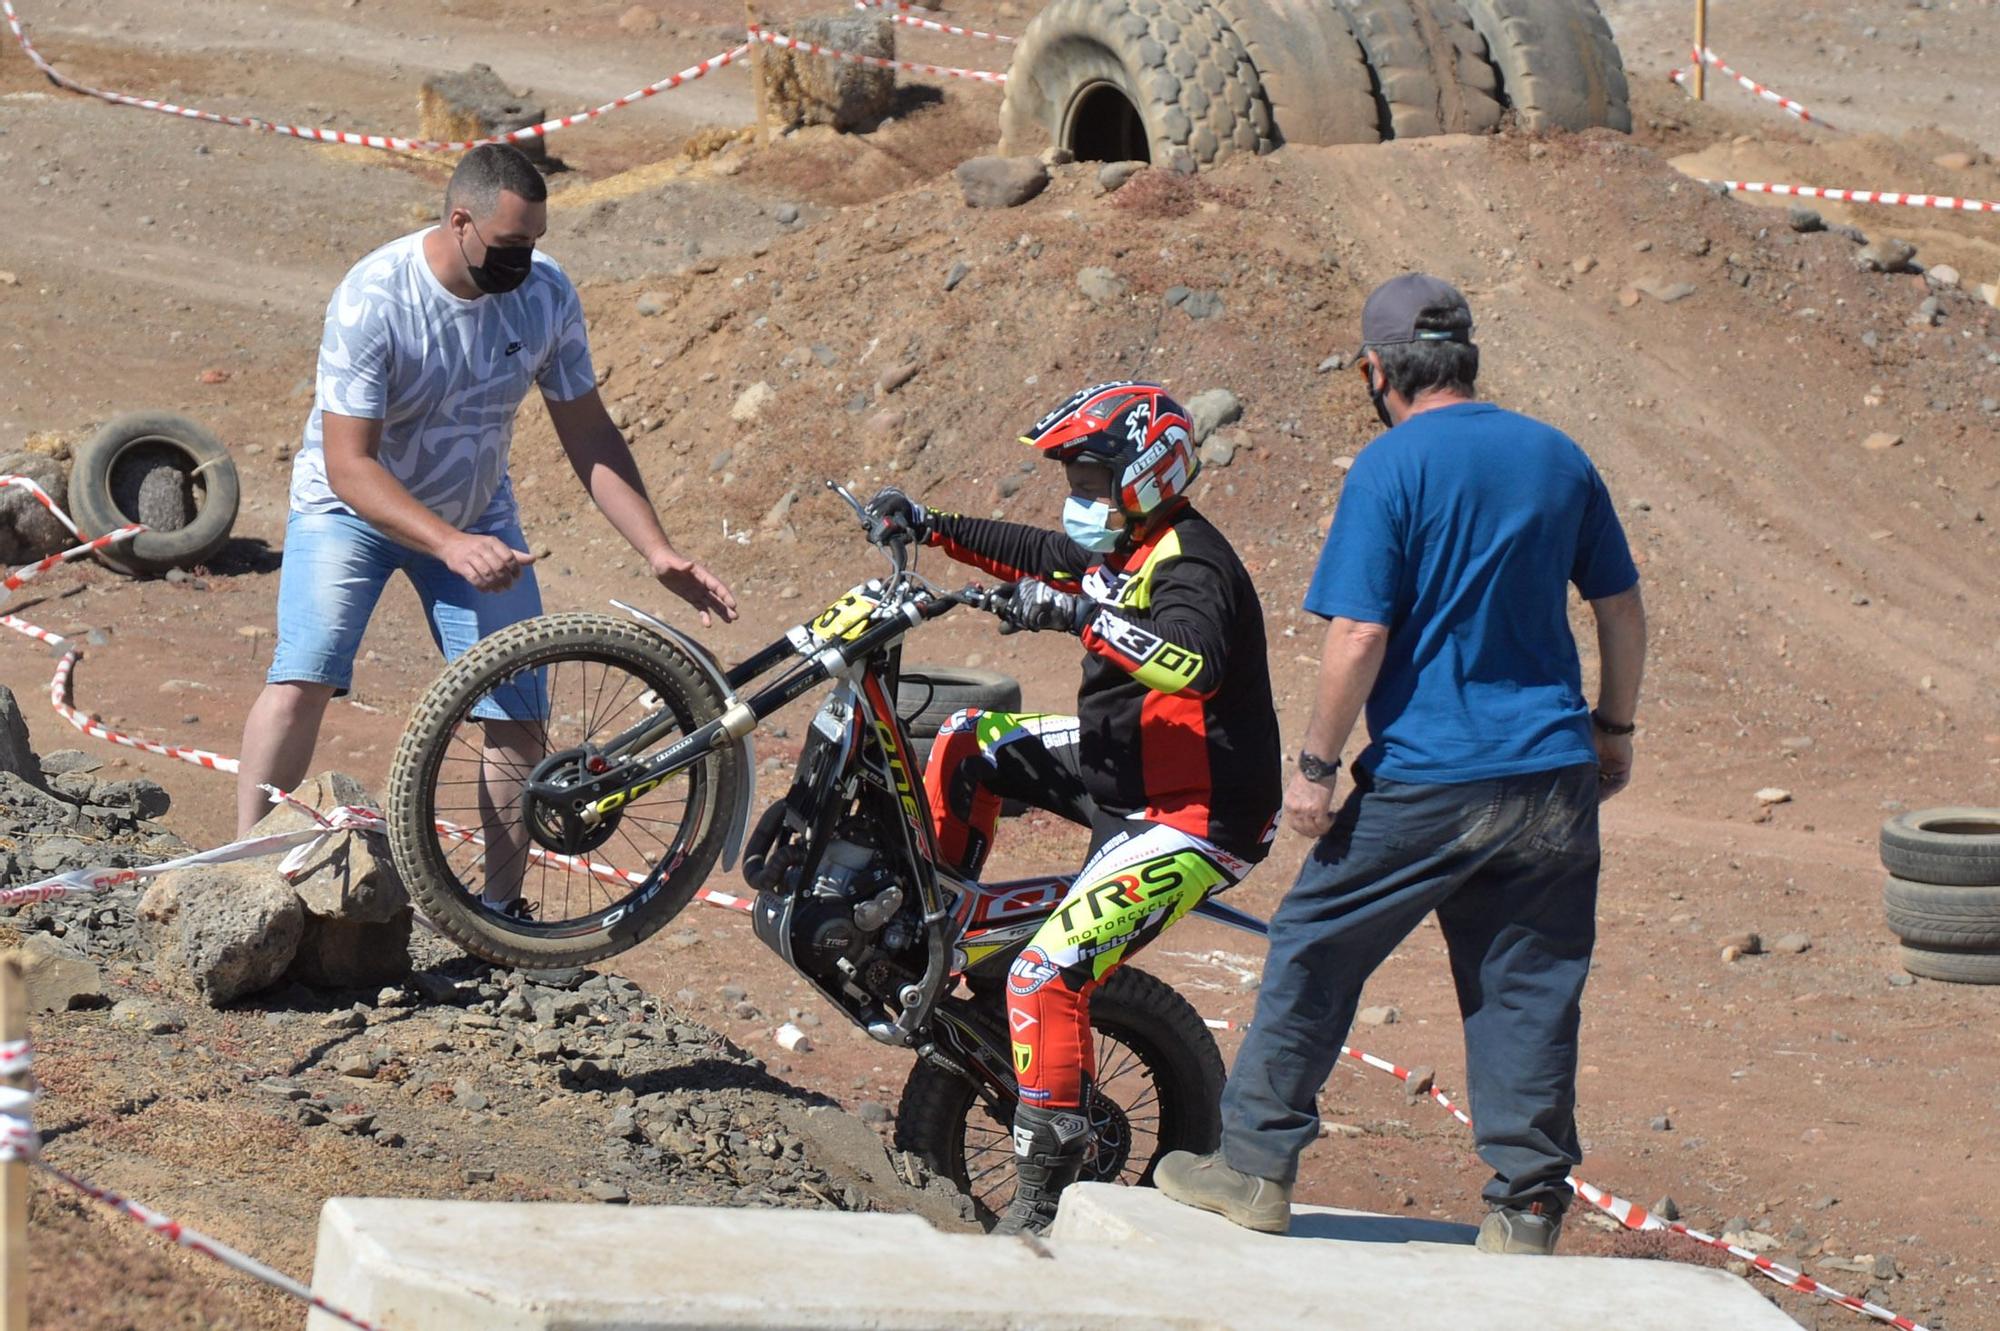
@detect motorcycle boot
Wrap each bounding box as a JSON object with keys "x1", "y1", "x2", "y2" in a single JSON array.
[{"x1": 992, "y1": 1103, "x2": 1093, "y2": 1236}]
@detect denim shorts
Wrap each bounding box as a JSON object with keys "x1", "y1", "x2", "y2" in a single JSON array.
[{"x1": 269, "y1": 508, "x2": 546, "y2": 720}]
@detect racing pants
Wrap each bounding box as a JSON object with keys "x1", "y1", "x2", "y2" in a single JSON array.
[{"x1": 923, "y1": 709, "x2": 1250, "y2": 1111}]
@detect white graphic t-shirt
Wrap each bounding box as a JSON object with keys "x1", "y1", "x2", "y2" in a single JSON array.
[{"x1": 290, "y1": 229, "x2": 598, "y2": 530}]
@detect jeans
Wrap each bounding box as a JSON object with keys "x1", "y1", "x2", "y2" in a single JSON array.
[
  {"x1": 268, "y1": 508, "x2": 545, "y2": 720},
  {"x1": 1220, "y1": 763, "x2": 1600, "y2": 1212}
]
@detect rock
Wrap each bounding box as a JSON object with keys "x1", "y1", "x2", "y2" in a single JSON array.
[
  {"x1": 587, "y1": 1180, "x2": 631, "y2": 1204},
  {"x1": 1925, "y1": 264, "x2": 1960, "y2": 291},
  {"x1": 1617, "y1": 288, "x2": 1641, "y2": 308},
  {"x1": 145, "y1": 862, "x2": 305, "y2": 1006},
  {"x1": 1753, "y1": 787, "x2": 1792, "y2": 805},
  {"x1": 762, "y1": 15, "x2": 897, "y2": 130},
  {"x1": 93, "y1": 779, "x2": 170, "y2": 819},
  {"x1": 1038, "y1": 144, "x2": 1075, "y2": 168},
  {"x1": 1098, "y1": 160, "x2": 1146, "y2": 193},
  {"x1": 1722, "y1": 1228, "x2": 1781, "y2": 1253},
  {"x1": 635, "y1": 292, "x2": 668, "y2": 317},
  {"x1": 1649, "y1": 1115, "x2": 1672, "y2": 1132},
  {"x1": 1911, "y1": 295, "x2": 1941, "y2": 327},
  {"x1": 1570, "y1": 256, "x2": 1598, "y2": 275},
  {"x1": 1076, "y1": 266, "x2": 1128, "y2": 305},
  {"x1": 336, "y1": 1048, "x2": 382, "y2": 1079},
  {"x1": 0, "y1": 686, "x2": 33, "y2": 781},
  {"x1": 1861, "y1": 432, "x2": 1902, "y2": 452},
  {"x1": 1199, "y1": 432, "x2": 1240, "y2": 469},
  {"x1": 253, "y1": 773, "x2": 408, "y2": 925},
  {"x1": 616, "y1": 4, "x2": 658, "y2": 33},
  {"x1": 877, "y1": 363, "x2": 919, "y2": 394},
  {"x1": 775, "y1": 203, "x2": 801, "y2": 226},
  {"x1": 1786, "y1": 206, "x2": 1825, "y2": 233},
  {"x1": 1771, "y1": 932, "x2": 1811, "y2": 955},
  {"x1": 290, "y1": 913, "x2": 415, "y2": 989},
  {"x1": 320, "y1": 1009, "x2": 367, "y2": 1031},
  {"x1": 1637, "y1": 280, "x2": 1697, "y2": 304},
  {"x1": 731, "y1": 381, "x2": 777, "y2": 424},
  {"x1": 1855, "y1": 238, "x2": 1918, "y2": 274},
  {"x1": 0, "y1": 452, "x2": 71, "y2": 564},
  {"x1": 1179, "y1": 291, "x2": 1226, "y2": 321},
  {"x1": 1356, "y1": 1005, "x2": 1399, "y2": 1026},
  {"x1": 419, "y1": 64, "x2": 548, "y2": 165},
  {"x1": 1186, "y1": 389, "x2": 1243, "y2": 442},
  {"x1": 1870, "y1": 1252, "x2": 1897, "y2": 1280},
  {"x1": 1316, "y1": 353, "x2": 1348, "y2": 374},
  {"x1": 328, "y1": 1112, "x2": 376, "y2": 1135},
  {"x1": 18, "y1": 935, "x2": 106, "y2": 1012},
  {"x1": 109, "y1": 998, "x2": 185, "y2": 1034},
  {"x1": 954, "y1": 156, "x2": 1049, "y2": 209},
  {"x1": 856, "y1": 1100, "x2": 893, "y2": 1124},
  {"x1": 38, "y1": 750, "x2": 100, "y2": 777},
  {"x1": 1654, "y1": 1196, "x2": 1680, "y2": 1221},
  {"x1": 943, "y1": 260, "x2": 969, "y2": 292},
  {"x1": 119, "y1": 459, "x2": 191, "y2": 534},
  {"x1": 1719, "y1": 931, "x2": 1763, "y2": 956},
  {"x1": 1933, "y1": 151, "x2": 1976, "y2": 171}
]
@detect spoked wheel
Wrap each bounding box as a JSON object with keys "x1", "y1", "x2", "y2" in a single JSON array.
[
  {"x1": 895, "y1": 966, "x2": 1225, "y2": 1226},
  {"x1": 386, "y1": 612, "x2": 743, "y2": 970}
]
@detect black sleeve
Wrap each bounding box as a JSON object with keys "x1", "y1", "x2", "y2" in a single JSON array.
[
  {"x1": 927, "y1": 514, "x2": 1095, "y2": 588},
  {"x1": 1080, "y1": 553, "x2": 1233, "y2": 698}
]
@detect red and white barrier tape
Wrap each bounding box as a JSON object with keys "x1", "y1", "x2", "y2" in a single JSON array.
[
  {"x1": 1706, "y1": 179, "x2": 2000, "y2": 215},
  {"x1": 1670, "y1": 46, "x2": 1833, "y2": 128},
  {"x1": 852, "y1": 0, "x2": 1019, "y2": 44},
  {"x1": 0, "y1": 1040, "x2": 37, "y2": 1165},
  {"x1": 2, "y1": 1, "x2": 746, "y2": 152},
  {"x1": 1201, "y1": 1020, "x2": 1929, "y2": 1331},
  {"x1": 751, "y1": 24, "x2": 1007, "y2": 84}
]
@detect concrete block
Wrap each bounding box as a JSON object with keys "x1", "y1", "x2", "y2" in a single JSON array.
[{"x1": 311, "y1": 1185, "x2": 1796, "y2": 1330}]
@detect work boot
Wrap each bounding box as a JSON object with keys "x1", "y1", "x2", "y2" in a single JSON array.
[
  {"x1": 1476, "y1": 1200, "x2": 1565, "y2": 1254},
  {"x1": 992, "y1": 1104, "x2": 1093, "y2": 1236},
  {"x1": 1155, "y1": 1150, "x2": 1292, "y2": 1234}
]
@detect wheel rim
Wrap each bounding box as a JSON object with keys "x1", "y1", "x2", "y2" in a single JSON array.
[
  {"x1": 957, "y1": 1025, "x2": 1168, "y2": 1217},
  {"x1": 414, "y1": 647, "x2": 713, "y2": 937}
]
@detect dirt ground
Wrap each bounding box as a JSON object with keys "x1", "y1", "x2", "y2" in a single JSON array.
[{"x1": 3, "y1": 0, "x2": 1999, "y2": 1327}]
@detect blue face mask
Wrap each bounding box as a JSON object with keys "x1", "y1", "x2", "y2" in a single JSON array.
[{"x1": 1063, "y1": 495, "x2": 1123, "y2": 552}]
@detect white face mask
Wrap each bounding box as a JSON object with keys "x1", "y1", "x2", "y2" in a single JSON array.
[{"x1": 1062, "y1": 495, "x2": 1122, "y2": 552}]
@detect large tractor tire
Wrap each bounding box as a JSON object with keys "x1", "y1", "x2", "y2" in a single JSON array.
[
  {"x1": 1455, "y1": 0, "x2": 1631, "y2": 132},
  {"x1": 1211, "y1": 0, "x2": 1379, "y2": 146},
  {"x1": 1339, "y1": 0, "x2": 1504, "y2": 139},
  {"x1": 999, "y1": 0, "x2": 1275, "y2": 169}
]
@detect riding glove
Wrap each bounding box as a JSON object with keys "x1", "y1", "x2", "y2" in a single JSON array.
[{"x1": 998, "y1": 579, "x2": 1094, "y2": 636}]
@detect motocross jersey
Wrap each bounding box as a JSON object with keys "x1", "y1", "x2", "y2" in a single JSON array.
[{"x1": 926, "y1": 506, "x2": 1282, "y2": 861}]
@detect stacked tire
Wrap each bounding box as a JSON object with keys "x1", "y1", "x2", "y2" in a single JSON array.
[
  {"x1": 998, "y1": 0, "x2": 1628, "y2": 168},
  {"x1": 1880, "y1": 809, "x2": 2000, "y2": 984}
]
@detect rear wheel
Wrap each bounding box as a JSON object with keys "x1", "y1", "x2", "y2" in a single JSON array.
[
  {"x1": 387, "y1": 612, "x2": 741, "y2": 969},
  {"x1": 895, "y1": 966, "x2": 1224, "y2": 1225}
]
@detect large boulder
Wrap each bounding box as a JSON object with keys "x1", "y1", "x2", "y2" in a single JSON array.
[
  {"x1": 757, "y1": 13, "x2": 896, "y2": 133},
  {"x1": 0, "y1": 451, "x2": 71, "y2": 565},
  {"x1": 0, "y1": 686, "x2": 34, "y2": 783},
  {"x1": 252, "y1": 772, "x2": 408, "y2": 925},
  {"x1": 418, "y1": 65, "x2": 548, "y2": 164},
  {"x1": 141, "y1": 862, "x2": 304, "y2": 1006}
]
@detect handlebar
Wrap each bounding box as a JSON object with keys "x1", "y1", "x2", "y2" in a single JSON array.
[{"x1": 826, "y1": 479, "x2": 1019, "y2": 622}]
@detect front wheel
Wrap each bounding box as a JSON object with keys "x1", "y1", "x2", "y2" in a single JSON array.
[
  {"x1": 386, "y1": 612, "x2": 743, "y2": 970},
  {"x1": 895, "y1": 966, "x2": 1225, "y2": 1226}
]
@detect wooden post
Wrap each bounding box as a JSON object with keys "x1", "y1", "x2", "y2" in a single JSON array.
[
  {"x1": 746, "y1": 0, "x2": 770, "y2": 135},
  {"x1": 1692, "y1": 0, "x2": 1708, "y2": 100},
  {"x1": 0, "y1": 953, "x2": 26, "y2": 1331}
]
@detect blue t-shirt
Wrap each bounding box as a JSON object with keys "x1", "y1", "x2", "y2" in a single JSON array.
[{"x1": 1304, "y1": 402, "x2": 1638, "y2": 783}]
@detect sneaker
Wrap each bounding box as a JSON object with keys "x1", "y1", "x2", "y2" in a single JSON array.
[
  {"x1": 1154, "y1": 1150, "x2": 1292, "y2": 1235},
  {"x1": 1476, "y1": 1201, "x2": 1564, "y2": 1255},
  {"x1": 485, "y1": 897, "x2": 536, "y2": 921}
]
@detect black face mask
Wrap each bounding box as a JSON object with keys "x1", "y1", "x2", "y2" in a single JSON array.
[
  {"x1": 1365, "y1": 363, "x2": 1396, "y2": 430},
  {"x1": 458, "y1": 219, "x2": 535, "y2": 295}
]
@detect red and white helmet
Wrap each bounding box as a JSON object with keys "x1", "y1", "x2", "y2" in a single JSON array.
[{"x1": 1021, "y1": 381, "x2": 1201, "y2": 520}]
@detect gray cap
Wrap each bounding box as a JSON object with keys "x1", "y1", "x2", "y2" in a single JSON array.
[{"x1": 1360, "y1": 273, "x2": 1474, "y2": 347}]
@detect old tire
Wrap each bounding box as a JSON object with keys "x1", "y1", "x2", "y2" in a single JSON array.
[
  {"x1": 1880, "y1": 808, "x2": 2000, "y2": 887},
  {"x1": 69, "y1": 411, "x2": 240, "y2": 576},
  {"x1": 895, "y1": 966, "x2": 1225, "y2": 1226},
  {"x1": 1898, "y1": 943, "x2": 2000, "y2": 986},
  {"x1": 897, "y1": 667, "x2": 1023, "y2": 740},
  {"x1": 1455, "y1": 0, "x2": 1630, "y2": 132},
  {"x1": 1883, "y1": 877, "x2": 2000, "y2": 950},
  {"x1": 999, "y1": 0, "x2": 1274, "y2": 169},
  {"x1": 387, "y1": 612, "x2": 741, "y2": 970},
  {"x1": 1212, "y1": 0, "x2": 1379, "y2": 146},
  {"x1": 1338, "y1": 0, "x2": 1503, "y2": 139}
]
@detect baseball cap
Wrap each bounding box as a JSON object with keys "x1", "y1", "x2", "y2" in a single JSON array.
[{"x1": 1360, "y1": 273, "x2": 1474, "y2": 348}]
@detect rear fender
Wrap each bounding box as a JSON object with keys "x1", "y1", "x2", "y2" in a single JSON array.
[{"x1": 611, "y1": 599, "x2": 757, "y2": 873}]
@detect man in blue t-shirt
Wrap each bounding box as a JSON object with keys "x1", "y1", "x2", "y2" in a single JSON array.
[{"x1": 1159, "y1": 274, "x2": 1648, "y2": 1254}]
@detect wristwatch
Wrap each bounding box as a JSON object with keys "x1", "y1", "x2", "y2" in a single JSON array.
[
  {"x1": 1591, "y1": 710, "x2": 1636, "y2": 736},
  {"x1": 1297, "y1": 751, "x2": 1340, "y2": 783}
]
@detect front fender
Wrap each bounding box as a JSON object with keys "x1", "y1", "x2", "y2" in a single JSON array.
[{"x1": 610, "y1": 599, "x2": 757, "y2": 873}]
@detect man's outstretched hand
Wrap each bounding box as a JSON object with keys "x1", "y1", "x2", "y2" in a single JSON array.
[{"x1": 650, "y1": 549, "x2": 739, "y2": 627}]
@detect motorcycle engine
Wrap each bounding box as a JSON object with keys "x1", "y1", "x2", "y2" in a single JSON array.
[{"x1": 752, "y1": 830, "x2": 918, "y2": 1010}]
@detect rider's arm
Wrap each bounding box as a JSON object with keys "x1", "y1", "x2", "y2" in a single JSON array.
[
  {"x1": 925, "y1": 514, "x2": 1094, "y2": 589},
  {"x1": 1078, "y1": 554, "x2": 1232, "y2": 697}
]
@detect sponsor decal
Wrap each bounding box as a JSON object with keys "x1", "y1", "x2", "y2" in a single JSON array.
[
  {"x1": 1007, "y1": 945, "x2": 1060, "y2": 996},
  {"x1": 1012, "y1": 1041, "x2": 1033, "y2": 1075},
  {"x1": 1008, "y1": 1008, "x2": 1039, "y2": 1035}
]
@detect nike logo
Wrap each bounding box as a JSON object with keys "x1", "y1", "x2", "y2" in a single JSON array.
[{"x1": 504, "y1": 341, "x2": 524, "y2": 357}]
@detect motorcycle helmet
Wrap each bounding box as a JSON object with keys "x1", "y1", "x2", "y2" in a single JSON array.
[{"x1": 1021, "y1": 381, "x2": 1201, "y2": 521}]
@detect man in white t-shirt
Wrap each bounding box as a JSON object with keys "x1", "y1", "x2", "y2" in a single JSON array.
[{"x1": 237, "y1": 145, "x2": 737, "y2": 911}]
